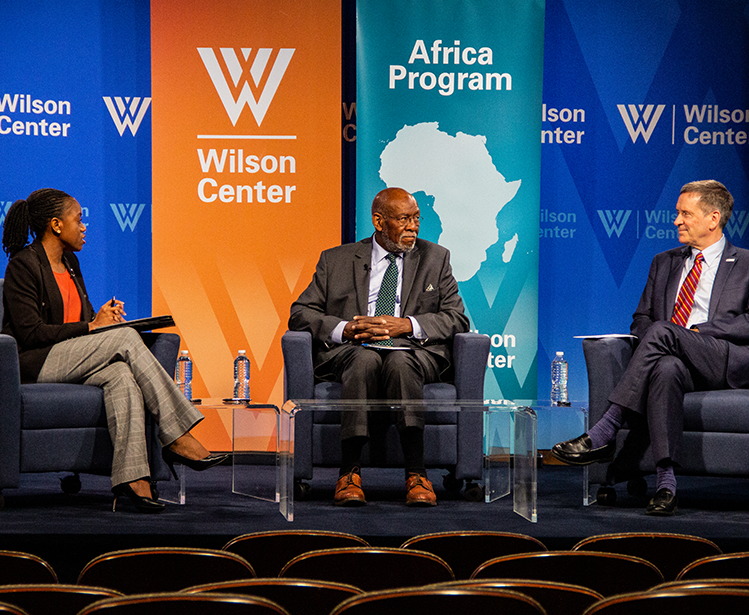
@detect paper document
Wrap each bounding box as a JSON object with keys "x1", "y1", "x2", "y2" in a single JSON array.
[
  {"x1": 573, "y1": 334, "x2": 637, "y2": 339},
  {"x1": 360, "y1": 343, "x2": 411, "y2": 350}
]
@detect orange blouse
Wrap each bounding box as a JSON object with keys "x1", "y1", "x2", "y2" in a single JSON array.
[{"x1": 53, "y1": 270, "x2": 82, "y2": 323}]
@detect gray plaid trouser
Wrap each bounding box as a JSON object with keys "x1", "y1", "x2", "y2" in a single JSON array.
[{"x1": 38, "y1": 327, "x2": 203, "y2": 487}]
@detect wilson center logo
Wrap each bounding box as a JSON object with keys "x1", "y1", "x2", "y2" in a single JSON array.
[
  {"x1": 725, "y1": 210, "x2": 749, "y2": 239},
  {"x1": 197, "y1": 47, "x2": 295, "y2": 126},
  {"x1": 617, "y1": 104, "x2": 666, "y2": 143},
  {"x1": 0, "y1": 200, "x2": 12, "y2": 226},
  {"x1": 103, "y1": 97, "x2": 152, "y2": 136},
  {"x1": 110, "y1": 203, "x2": 146, "y2": 231},
  {"x1": 597, "y1": 209, "x2": 632, "y2": 237}
]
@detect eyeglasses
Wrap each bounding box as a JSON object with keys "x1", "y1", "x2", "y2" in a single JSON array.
[{"x1": 384, "y1": 213, "x2": 421, "y2": 225}]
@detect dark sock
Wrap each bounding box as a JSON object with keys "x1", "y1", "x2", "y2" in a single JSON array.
[
  {"x1": 656, "y1": 460, "x2": 677, "y2": 494},
  {"x1": 587, "y1": 403, "x2": 626, "y2": 449},
  {"x1": 400, "y1": 427, "x2": 426, "y2": 477},
  {"x1": 339, "y1": 436, "x2": 367, "y2": 476}
]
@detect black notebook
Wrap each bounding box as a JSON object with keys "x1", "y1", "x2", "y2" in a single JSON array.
[{"x1": 91, "y1": 315, "x2": 175, "y2": 334}]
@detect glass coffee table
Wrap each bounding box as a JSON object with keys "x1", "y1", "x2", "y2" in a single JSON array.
[
  {"x1": 281, "y1": 399, "x2": 538, "y2": 522},
  {"x1": 158, "y1": 399, "x2": 585, "y2": 521},
  {"x1": 159, "y1": 399, "x2": 283, "y2": 513},
  {"x1": 513, "y1": 400, "x2": 591, "y2": 505}
]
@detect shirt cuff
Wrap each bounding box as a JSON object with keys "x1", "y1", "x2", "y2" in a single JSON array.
[
  {"x1": 408, "y1": 316, "x2": 426, "y2": 340},
  {"x1": 331, "y1": 321, "x2": 348, "y2": 344}
]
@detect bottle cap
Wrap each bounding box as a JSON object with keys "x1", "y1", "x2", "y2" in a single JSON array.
[
  {"x1": 555, "y1": 351, "x2": 564, "y2": 357},
  {"x1": 238, "y1": 350, "x2": 246, "y2": 355},
  {"x1": 180, "y1": 350, "x2": 189, "y2": 356}
]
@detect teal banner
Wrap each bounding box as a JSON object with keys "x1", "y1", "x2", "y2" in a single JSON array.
[{"x1": 356, "y1": 0, "x2": 546, "y2": 400}]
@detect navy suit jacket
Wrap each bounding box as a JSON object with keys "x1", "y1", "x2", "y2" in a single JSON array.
[
  {"x1": 289, "y1": 237, "x2": 469, "y2": 380},
  {"x1": 630, "y1": 238, "x2": 749, "y2": 388}
]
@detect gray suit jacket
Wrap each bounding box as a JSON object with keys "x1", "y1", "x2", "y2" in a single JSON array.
[
  {"x1": 289, "y1": 237, "x2": 469, "y2": 379},
  {"x1": 631, "y1": 238, "x2": 749, "y2": 388}
]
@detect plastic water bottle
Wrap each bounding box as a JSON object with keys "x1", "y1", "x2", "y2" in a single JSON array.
[
  {"x1": 176, "y1": 350, "x2": 193, "y2": 401},
  {"x1": 551, "y1": 351, "x2": 569, "y2": 406},
  {"x1": 233, "y1": 350, "x2": 251, "y2": 400}
]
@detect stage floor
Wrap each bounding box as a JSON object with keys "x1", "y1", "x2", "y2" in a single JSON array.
[{"x1": 2, "y1": 464, "x2": 749, "y2": 583}]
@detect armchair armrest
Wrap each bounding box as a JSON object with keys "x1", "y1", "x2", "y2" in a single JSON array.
[
  {"x1": 583, "y1": 337, "x2": 635, "y2": 426},
  {"x1": 453, "y1": 332, "x2": 490, "y2": 400},
  {"x1": 282, "y1": 331, "x2": 315, "y2": 400},
  {"x1": 140, "y1": 332, "x2": 181, "y2": 378},
  {"x1": 282, "y1": 331, "x2": 314, "y2": 480},
  {"x1": 0, "y1": 334, "x2": 22, "y2": 488},
  {"x1": 454, "y1": 332, "x2": 490, "y2": 481}
]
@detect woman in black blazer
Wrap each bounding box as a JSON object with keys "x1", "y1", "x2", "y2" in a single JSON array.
[{"x1": 2, "y1": 188, "x2": 226, "y2": 513}]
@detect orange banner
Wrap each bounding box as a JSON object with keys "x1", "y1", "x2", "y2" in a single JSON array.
[{"x1": 151, "y1": 0, "x2": 341, "y2": 421}]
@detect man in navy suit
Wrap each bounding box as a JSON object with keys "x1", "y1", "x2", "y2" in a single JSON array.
[
  {"x1": 290, "y1": 187, "x2": 469, "y2": 507},
  {"x1": 553, "y1": 180, "x2": 749, "y2": 515}
]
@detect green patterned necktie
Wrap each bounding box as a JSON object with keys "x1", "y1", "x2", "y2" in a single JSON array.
[{"x1": 371, "y1": 253, "x2": 398, "y2": 346}]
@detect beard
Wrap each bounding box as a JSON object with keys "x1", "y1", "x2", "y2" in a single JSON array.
[{"x1": 378, "y1": 231, "x2": 416, "y2": 254}]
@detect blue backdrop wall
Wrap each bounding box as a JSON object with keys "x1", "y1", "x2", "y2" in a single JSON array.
[
  {"x1": 1, "y1": 0, "x2": 153, "y2": 319},
  {"x1": 537, "y1": 0, "x2": 749, "y2": 405}
]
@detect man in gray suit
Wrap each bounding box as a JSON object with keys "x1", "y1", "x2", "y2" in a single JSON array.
[
  {"x1": 289, "y1": 187, "x2": 469, "y2": 507},
  {"x1": 553, "y1": 180, "x2": 749, "y2": 516}
]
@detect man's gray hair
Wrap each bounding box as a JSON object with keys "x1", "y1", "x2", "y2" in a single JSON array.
[{"x1": 680, "y1": 180, "x2": 734, "y2": 229}]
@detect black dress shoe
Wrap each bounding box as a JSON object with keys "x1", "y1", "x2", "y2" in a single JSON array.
[
  {"x1": 162, "y1": 448, "x2": 230, "y2": 480},
  {"x1": 646, "y1": 488, "x2": 678, "y2": 516},
  {"x1": 112, "y1": 483, "x2": 166, "y2": 514},
  {"x1": 551, "y1": 434, "x2": 615, "y2": 466}
]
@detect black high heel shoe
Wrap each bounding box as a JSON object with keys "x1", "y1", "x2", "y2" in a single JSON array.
[
  {"x1": 112, "y1": 482, "x2": 166, "y2": 514},
  {"x1": 162, "y1": 447, "x2": 230, "y2": 480}
]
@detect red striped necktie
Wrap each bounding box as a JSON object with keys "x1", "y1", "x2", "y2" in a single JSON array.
[{"x1": 671, "y1": 252, "x2": 704, "y2": 327}]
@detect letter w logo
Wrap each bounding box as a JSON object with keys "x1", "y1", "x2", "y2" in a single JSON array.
[
  {"x1": 198, "y1": 47, "x2": 295, "y2": 126},
  {"x1": 725, "y1": 210, "x2": 749, "y2": 239},
  {"x1": 597, "y1": 210, "x2": 632, "y2": 238},
  {"x1": 110, "y1": 203, "x2": 146, "y2": 231},
  {"x1": 103, "y1": 97, "x2": 152, "y2": 136},
  {"x1": 0, "y1": 201, "x2": 12, "y2": 227},
  {"x1": 617, "y1": 104, "x2": 665, "y2": 143}
]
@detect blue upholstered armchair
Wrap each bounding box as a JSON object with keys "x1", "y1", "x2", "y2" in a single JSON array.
[
  {"x1": 0, "y1": 279, "x2": 176, "y2": 509},
  {"x1": 282, "y1": 330, "x2": 490, "y2": 496},
  {"x1": 584, "y1": 336, "x2": 749, "y2": 504}
]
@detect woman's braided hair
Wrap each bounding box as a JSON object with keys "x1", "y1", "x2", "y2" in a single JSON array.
[{"x1": 2, "y1": 188, "x2": 72, "y2": 257}]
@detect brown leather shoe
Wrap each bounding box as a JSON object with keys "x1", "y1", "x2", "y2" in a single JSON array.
[
  {"x1": 334, "y1": 470, "x2": 366, "y2": 506},
  {"x1": 406, "y1": 473, "x2": 437, "y2": 507}
]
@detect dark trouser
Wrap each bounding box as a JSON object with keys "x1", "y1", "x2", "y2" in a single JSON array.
[
  {"x1": 608, "y1": 321, "x2": 730, "y2": 465},
  {"x1": 325, "y1": 345, "x2": 441, "y2": 475},
  {"x1": 328, "y1": 344, "x2": 441, "y2": 439}
]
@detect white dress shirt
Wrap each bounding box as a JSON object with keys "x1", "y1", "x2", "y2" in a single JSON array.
[
  {"x1": 331, "y1": 236, "x2": 425, "y2": 343},
  {"x1": 678, "y1": 235, "x2": 725, "y2": 329}
]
